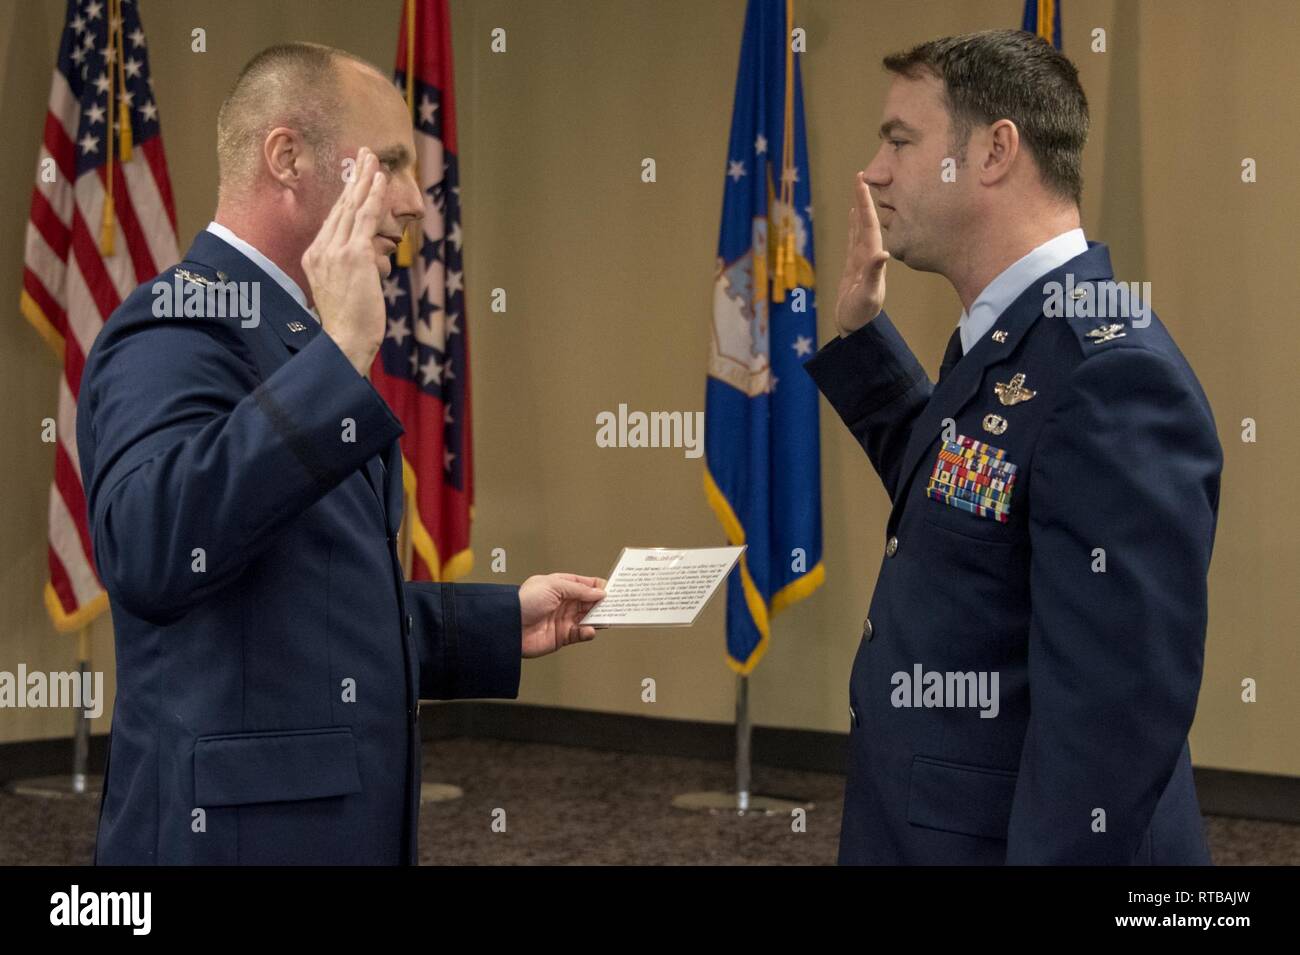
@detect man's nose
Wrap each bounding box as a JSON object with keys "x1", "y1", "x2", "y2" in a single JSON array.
[
  {"x1": 864, "y1": 144, "x2": 891, "y2": 188},
  {"x1": 394, "y1": 172, "x2": 425, "y2": 226}
]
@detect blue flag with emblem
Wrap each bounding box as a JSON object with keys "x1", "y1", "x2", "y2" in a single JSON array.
[
  {"x1": 1023, "y1": 0, "x2": 1063, "y2": 48},
  {"x1": 705, "y1": 0, "x2": 823, "y2": 674}
]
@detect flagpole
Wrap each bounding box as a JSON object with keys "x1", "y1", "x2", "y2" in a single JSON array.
[
  {"x1": 671, "y1": 674, "x2": 811, "y2": 816},
  {"x1": 734, "y1": 673, "x2": 751, "y2": 811}
]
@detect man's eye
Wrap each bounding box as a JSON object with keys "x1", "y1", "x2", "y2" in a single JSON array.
[{"x1": 889, "y1": 140, "x2": 906, "y2": 150}]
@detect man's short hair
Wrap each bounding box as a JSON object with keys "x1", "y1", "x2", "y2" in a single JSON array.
[
  {"x1": 883, "y1": 29, "x2": 1089, "y2": 206},
  {"x1": 215, "y1": 42, "x2": 372, "y2": 198}
]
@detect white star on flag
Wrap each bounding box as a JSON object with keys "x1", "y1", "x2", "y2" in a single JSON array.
[
  {"x1": 419, "y1": 354, "x2": 444, "y2": 386},
  {"x1": 727, "y1": 160, "x2": 746, "y2": 182},
  {"x1": 382, "y1": 276, "x2": 405, "y2": 305},
  {"x1": 792, "y1": 335, "x2": 813, "y2": 357},
  {"x1": 418, "y1": 95, "x2": 438, "y2": 125},
  {"x1": 386, "y1": 317, "x2": 411, "y2": 346},
  {"x1": 755, "y1": 134, "x2": 767, "y2": 154}
]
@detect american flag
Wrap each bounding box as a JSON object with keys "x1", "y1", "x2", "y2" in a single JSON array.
[
  {"x1": 374, "y1": 0, "x2": 473, "y2": 582},
  {"x1": 21, "y1": 0, "x2": 178, "y2": 631}
]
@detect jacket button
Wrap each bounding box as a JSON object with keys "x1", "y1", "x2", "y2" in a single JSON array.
[
  {"x1": 862, "y1": 617, "x2": 874, "y2": 641},
  {"x1": 849, "y1": 704, "x2": 858, "y2": 727},
  {"x1": 406, "y1": 613, "x2": 413, "y2": 636},
  {"x1": 885, "y1": 536, "x2": 899, "y2": 557}
]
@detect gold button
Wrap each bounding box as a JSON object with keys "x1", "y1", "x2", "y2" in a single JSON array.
[{"x1": 885, "y1": 536, "x2": 899, "y2": 557}]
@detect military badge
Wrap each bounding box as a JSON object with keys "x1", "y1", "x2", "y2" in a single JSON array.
[{"x1": 926, "y1": 435, "x2": 1017, "y2": 523}]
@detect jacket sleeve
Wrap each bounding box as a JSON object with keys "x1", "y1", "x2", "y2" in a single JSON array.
[
  {"x1": 81, "y1": 312, "x2": 403, "y2": 626},
  {"x1": 405, "y1": 582, "x2": 522, "y2": 700},
  {"x1": 1005, "y1": 347, "x2": 1222, "y2": 863},
  {"x1": 802, "y1": 311, "x2": 932, "y2": 500}
]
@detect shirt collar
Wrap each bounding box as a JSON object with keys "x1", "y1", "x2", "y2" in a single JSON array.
[
  {"x1": 204, "y1": 220, "x2": 317, "y2": 322},
  {"x1": 956, "y1": 227, "x2": 1087, "y2": 354}
]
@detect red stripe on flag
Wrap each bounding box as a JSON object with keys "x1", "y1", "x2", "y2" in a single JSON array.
[
  {"x1": 43, "y1": 111, "x2": 77, "y2": 183},
  {"x1": 69, "y1": 207, "x2": 123, "y2": 319},
  {"x1": 142, "y1": 137, "x2": 178, "y2": 232},
  {"x1": 30, "y1": 188, "x2": 71, "y2": 259},
  {"x1": 106, "y1": 163, "x2": 160, "y2": 281},
  {"x1": 46, "y1": 544, "x2": 79, "y2": 619},
  {"x1": 54, "y1": 441, "x2": 95, "y2": 563},
  {"x1": 23, "y1": 267, "x2": 69, "y2": 341},
  {"x1": 62, "y1": 327, "x2": 87, "y2": 402}
]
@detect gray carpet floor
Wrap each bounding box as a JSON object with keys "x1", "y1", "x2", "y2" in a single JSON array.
[{"x1": 1, "y1": 738, "x2": 1296, "y2": 865}]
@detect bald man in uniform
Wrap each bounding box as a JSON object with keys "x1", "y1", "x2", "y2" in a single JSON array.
[{"x1": 78, "y1": 42, "x2": 606, "y2": 865}]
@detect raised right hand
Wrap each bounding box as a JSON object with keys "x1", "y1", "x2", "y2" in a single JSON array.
[
  {"x1": 302, "y1": 147, "x2": 389, "y2": 375},
  {"x1": 834, "y1": 171, "x2": 889, "y2": 337}
]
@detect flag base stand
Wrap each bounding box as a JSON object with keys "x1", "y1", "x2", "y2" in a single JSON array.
[
  {"x1": 670, "y1": 791, "x2": 810, "y2": 816},
  {"x1": 420, "y1": 782, "x2": 464, "y2": 803},
  {"x1": 672, "y1": 674, "x2": 813, "y2": 816},
  {"x1": 6, "y1": 774, "x2": 103, "y2": 798},
  {"x1": 6, "y1": 651, "x2": 102, "y2": 801}
]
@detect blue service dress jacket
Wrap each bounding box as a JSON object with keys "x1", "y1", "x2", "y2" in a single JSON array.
[
  {"x1": 804, "y1": 242, "x2": 1222, "y2": 865},
  {"x1": 77, "y1": 230, "x2": 522, "y2": 864}
]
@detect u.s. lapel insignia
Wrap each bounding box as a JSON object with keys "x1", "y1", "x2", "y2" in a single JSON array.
[
  {"x1": 286, "y1": 320, "x2": 307, "y2": 333},
  {"x1": 1086, "y1": 323, "x2": 1127, "y2": 344},
  {"x1": 175, "y1": 268, "x2": 214, "y2": 287},
  {"x1": 994, "y1": 373, "x2": 1036, "y2": 406},
  {"x1": 982, "y1": 413, "x2": 1008, "y2": 435},
  {"x1": 991, "y1": 329, "x2": 1008, "y2": 343}
]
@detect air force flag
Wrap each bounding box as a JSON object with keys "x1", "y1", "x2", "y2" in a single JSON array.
[{"x1": 705, "y1": 0, "x2": 824, "y2": 673}]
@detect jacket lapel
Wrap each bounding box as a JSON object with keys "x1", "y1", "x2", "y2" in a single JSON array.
[
  {"x1": 181, "y1": 230, "x2": 391, "y2": 518},
  {"x1": 887, "y1": 241, "x2": 1116, "y2": 530}
]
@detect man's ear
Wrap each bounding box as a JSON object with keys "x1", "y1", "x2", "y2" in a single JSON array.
[
  {"x1": 263, "y1": 127, "x2": 306, "y2": 189},
  {"x1": 980, "y1": 119, "x2": 1020, "y2": 186}
]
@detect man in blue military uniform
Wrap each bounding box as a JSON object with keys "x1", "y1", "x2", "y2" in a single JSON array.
[
  {"x1": 77, "y1": 43, "x2": 605, "y2": 864},
  {"x1": 805, "y1": 30, "x2": 1221, "y2": 864}
]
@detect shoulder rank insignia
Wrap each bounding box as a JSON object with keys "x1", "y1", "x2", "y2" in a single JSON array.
[
  {"x1": 175, "y1": 267, "x2": 215, "y2": 287},
  {"x1": 994, "y1": 373, "x2": 1036, "y2": 406},
  {"x1": 1085, "y1": 323, "x2": 1127, "y2": 344}
]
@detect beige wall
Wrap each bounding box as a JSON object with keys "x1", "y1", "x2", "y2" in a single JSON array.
[{"x1": 2, "y1": 0, "x2": 1296, "y2": 777}]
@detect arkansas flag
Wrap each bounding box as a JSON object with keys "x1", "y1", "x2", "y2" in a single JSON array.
[{"x1": 375, "y1": 0, "x2": 473, "y2": 581}]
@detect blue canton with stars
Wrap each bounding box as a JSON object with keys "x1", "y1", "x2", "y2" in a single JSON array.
[{"x1": 60, "y1": 0, "x2": 163, "y2": 179}]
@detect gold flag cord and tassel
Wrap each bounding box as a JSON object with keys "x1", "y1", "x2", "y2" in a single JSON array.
[
  {"x1": 395, "y1": 0, "x2": 418, "y2": 268},
  {"x1": 99, "y1": 0, "x2": 132, "y2": 255},
  {"x1": 770, "y1": 0, "x2": 797, "y2": 304}
]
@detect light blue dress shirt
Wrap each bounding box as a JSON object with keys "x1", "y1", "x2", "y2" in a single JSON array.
[{"x1": 957, "y1": 227, "x2": 1087, "y2": 354}]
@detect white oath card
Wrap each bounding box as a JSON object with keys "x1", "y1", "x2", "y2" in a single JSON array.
[{"x1": 580, "y1": 546, "x2": 745, "y2": 628}]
